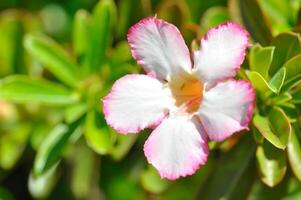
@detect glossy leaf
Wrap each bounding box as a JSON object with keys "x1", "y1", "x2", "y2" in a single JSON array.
[
  {"x1": 287, "y1": 127, "x2": 301, "y2": 181},
  {"x1": 199, "y1": 135, "x2": 256, "y2": 200},
  {"x1": 228, "y1": 0, "x2": 272, "y2": 45},
  {"x1": 258, "y1": 0, "x2": 296, "y2": 35},
  {"x1": 71, "y1": 145, "x2": 96, "y2": 199},
  {"x1": 64, "y1": 103, "x2": 87, "y2": 124},
  {"x1": 0, "y1": 75, "x2": 78, "y2": 105},
  {"x1": 0, "y1": 123, "x2": 30, "y2": 169},
  {"x1": 85, "y1": 0, "x2": 116, "y2": 72},
  {"x1": 0, "y1": 187, "x2": 14, "y2": 200},
  {"x1": 34, "y1": 123, "x2": 78, "y2": 176},
  {"x1": 269, "y1": 32, "x2": 301, "y2": 75},
  {"x1": 269, "y1": 67, "x2": 286, "y2": 93},
  {"x1": 272, "y1": 92, "x2": 292, "y2": 105},
  {"x1": 249, "y1": 44, "x2": 275, "y2": 79},
  {"x1": 140, "y1": 166, "x2": 169, "y2": 194},
  {"x1": 200, "y1": 6, "x2": 230, "y2": 31},
  {"x1": 282, "y1": 54, "x2": 301, "y2": 91},
  {"x1": 292, "y1": 89, "x2": 301, "y2": 104},
  {"x1": 256, "y1": 141, "x2": 286, "y2": 187},
  {"x1": 110, "y1": 134, "x2": 138, "y2": 161},
  {"x1": 24, "y1": 34, "x2": 79, "y2": 87},
  {"x1": 253, "y1": 107, "x2": 291, "y2": 149},
  {"x1": 84, "y1": 110, "x2": 111, "y2": 155},
  {"x1": 246, "y1": 71, "x2": 272, "y2": 98},
  {"x1": 73, "y1": 9, "x2": 90, "y2": 59},
  {"x1": 28, "y1": 164, "x2": 58, "y2": 199}
]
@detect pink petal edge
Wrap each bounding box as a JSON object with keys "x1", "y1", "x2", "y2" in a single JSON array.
[
  {"x1": 200, "y1": 79, "x2": 256, "y2": 142},
  {"x1": 102, "y1": 74, "x2": 167, "y2": 134},
  {"x1": 127, "y1": 17, "x2": 191, "y2": 76},
  {"x1": 200, "y1": 22, "x2": 250, "y2": 83},
  {"x1": 143, "y1": 119, "x2": 209, "y2": 180}
]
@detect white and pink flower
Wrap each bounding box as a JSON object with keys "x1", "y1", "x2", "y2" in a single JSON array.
[{"x1": 103, "y1": 17, "x2": 255, "y2": 180}]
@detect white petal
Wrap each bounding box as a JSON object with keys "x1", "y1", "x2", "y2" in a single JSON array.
[
  {"x1": 103, "y1": 74, "x2": 173, "y2": 134},
  {"x1": 194, "y1": 22, "x2": 249, "y2": 85},
  {"x1": 144, "y1": 116, "x2": 208, "y2": 180},
  {"x1": 127, "y1": 17, "x2": 191, "y2": 80},
  {"x1": 198, "y1": 80, "x2": 255, "y2": 141}
]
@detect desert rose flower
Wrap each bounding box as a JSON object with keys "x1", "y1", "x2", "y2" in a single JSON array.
[{"x1": 103, "y1": 17, "x2": 255, "y2": 180}]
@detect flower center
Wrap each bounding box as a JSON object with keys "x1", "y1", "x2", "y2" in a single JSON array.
[{"x1": 169, "y1": 75, "x2": 203, "y2": 115}]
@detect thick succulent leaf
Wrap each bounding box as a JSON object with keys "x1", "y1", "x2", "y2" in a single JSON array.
[
  {"x1": 0, "y1": 123, "x2": 31, "y2": 169},
  {"x1": 34, "y1": 123, "x2": 79, "y2": 176},
  {"x1": 228, "y1": 0, "x2": 272, "y2": 45},
  {"x1": 140, "y1": 166, "x2": 169, "y2": 194},
  {"x1": 269, "y1": 32, "x2": 301, "y2": 76},
  {"x1": 84, "y1": 0, "x2": 116, "y2": 73},
  {"x1": 84, "y1": 110, "x2": 111, "y2": 155},
  {"x1": 253, "y1": 107, "x2": 291, "y2": 149},
  {"x1": 258, "y1": 0, "x2": 297, "y2": 34},
  {"x1": 110, "y1": 134, "x2": 138, "y2": 161},
  {"x1": 73, "y1": 9, "x2": 90, "y2": 60},
  {"x1": 28, "y1": 164, "x2": 58, "y2": 199},
  {"x1": 256, "y1": 141, "x2": 287, "y2": 187},
  {"x1": 269, "y1": 67, "x2": 286, "y2": 94},
  {"x1": 200, "y1": 6, "x2": 230, "y2": 31},
  {"x1": 199, "y1": 135, "x2": 256, "y2": 200},
  {"x1": 71, "y1": 145, "x2": 97, "y2": 199},
  {"x1": 246, "y1": 71, "x2": 273, "y2": 98},
  {"x1": 282, "y1": 54, "x2": 301, "y2": 91},
  {"x1": 24, "y1": 35, "x2": 80, "y2": 87},
  {"x1": 272, "y1": 92, "x2": 292, "y2": 105},
  {"x1": 249, "y1": 44, "x2": 275, "y2": 79},
  {"x1": 292, "y1": 89, "x2": 301, "y2": 104},
  {"x1": 0, "y1": 75, "x2": 79, "y2": 105},
  {"x1": 287, "y1": 127, "x2": 301, "y2": 181},
  {"x1": 64, "y1": 103, "x2": 87, "y2": 124}
]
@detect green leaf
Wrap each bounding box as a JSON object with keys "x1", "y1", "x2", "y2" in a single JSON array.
[
  {"x1": 253, "y1": 107, "x2": 291, "y2": 149},
  {"x1": 269, "y1": 32, "x2": 301, "y2": 75},
  {"x1": 256, "y1": 141, "x2": 287, "y2": 187},
  {"x1": 28, "y1": 164, "x2": 58, "y2": 199},
  {"x1": 0, "y1": 75, "x2": 79, "y2": 105},
  {"x1": 85, "y1": 0, "x2": 117, "y2": 73},
  {"x1": 64, "y1": 103, "x2": 87, "y2": 124},
  {"x1": 282, "y1": 54, "x2": 301, "y2": 91},
  {"x1": 292, "y1": 88, "x2": 301, "y2": 104},
  {"x1": 72, "y1": 9, "x2": 90, "y2": 59},
  {"x1": 287, "y1": 127, "x2": 301, "y2": 181},
  {"x1": 272, "y1": 92, "x2": 292, "y2": 105},
  {"x1": 269, "y1": 67, "x2": 286, "y2": 93},
  {"x1": 246, "y1": 71, "x2": 272, "y2": 97},
  {"x1": 0, "y1": 187, "x2": 14, "y2": 200},
  {"x1": 258, "y1": 0, "x2": 296, "y2": 35},
  {"x1": 84, "y1": 110, "x2": 111, "y2": 155},
  {"x1": 34, "y1": 123, "x2": 79, "y2": 176},
  {"x1": 110, "y1": 134, "x2": 138, "y2": 161},
  {"x1": 0, "y1": 123, "x2": 31, "y2": 170},
  {"x1": 200, "y1": 6, "x2": 230, "y2": 31},
  {"x1": 71, "y1": 145, "x2": 96, "y2": 199},
  {"x1": 199, "y1": 135, "x2": 256, "y2": 200},
  {"x1": 228, "y1": 0, "x2": 272, "y2": 45},
  {"x1": 249, "y1": 44, "x2": 275, "y2": 79},
  {"x1": 140, "y1": 166, "x2": 169, "y2": 194},
  {"x1": 24, "y1": 34, "x2": 80, "y2": 87}
]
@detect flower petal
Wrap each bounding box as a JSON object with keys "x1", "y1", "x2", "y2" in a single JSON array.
[
  {"x1": 194, "y1": 22, "x2": 249, "y2": 85},
  {"x1": 144, "y1": 116, "x2": 208, "y2": 180},
  {"x1": 103, "y1": 74, "x2": 173, "y2": 134},
  {"x1": 127, "y1": 17, "x2": 191, "y2": 80},
  {"x1": 198, "y1": 80, "x2": 255, "y2": 141}
]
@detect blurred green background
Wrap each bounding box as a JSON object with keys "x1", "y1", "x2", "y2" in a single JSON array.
[{"x1": 0, "y1": 0, "x2": 301, "y2": 199}]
